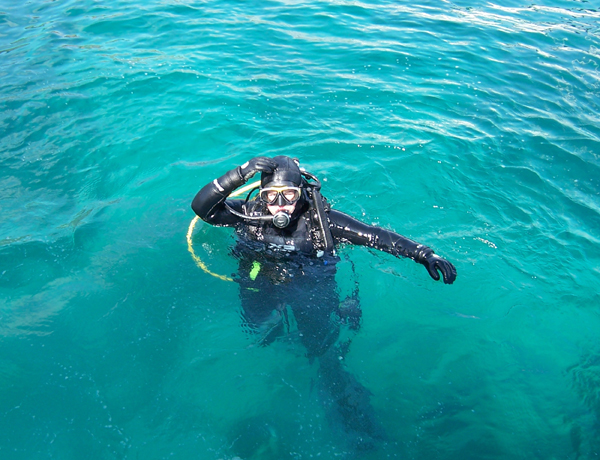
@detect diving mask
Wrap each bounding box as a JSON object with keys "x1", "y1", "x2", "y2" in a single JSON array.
[{"x1": 259, "y1": 186, "x2": 301, "y2": 205}]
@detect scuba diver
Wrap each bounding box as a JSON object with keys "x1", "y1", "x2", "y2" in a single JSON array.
[{"x1": 191, "y1": 156, "x2": 456, "y2": 453}]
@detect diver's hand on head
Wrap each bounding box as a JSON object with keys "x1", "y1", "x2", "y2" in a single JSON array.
[
  {"x1": 422, "y1": 253, "x2": 457, "y2": 284},
  {"x1": 239, "y1": 157, "x2": 278, "y2": 181}
]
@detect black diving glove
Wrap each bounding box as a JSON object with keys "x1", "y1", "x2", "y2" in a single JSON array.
[
  {"x1": 239, "y1": 156, "x2": 278, "y2": 181},
  {"x1": 422, "y1": 252, "x2": 457, "y2": 284}
]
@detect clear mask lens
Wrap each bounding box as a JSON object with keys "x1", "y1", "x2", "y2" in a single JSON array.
[{"x1": 260, "y1": 187, "x2": 301, "y2": 205}]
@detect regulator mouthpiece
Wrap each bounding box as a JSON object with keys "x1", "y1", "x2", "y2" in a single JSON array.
[{"x1": 272, "y1": 212, "x2": 291, "y2": 228}]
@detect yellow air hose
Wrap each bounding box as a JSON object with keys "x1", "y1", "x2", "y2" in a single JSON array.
[{"x1": 187, "y1": 180, "x2": 261, "y2": 281}]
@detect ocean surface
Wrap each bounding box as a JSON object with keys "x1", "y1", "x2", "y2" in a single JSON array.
[{"x1": 1, "y1": 0, "x2": 600, "y2": 459}]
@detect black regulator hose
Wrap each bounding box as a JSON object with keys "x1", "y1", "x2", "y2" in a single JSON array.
[{"x1": 301, "y1": 169, "x2": 334, "y2": 254}]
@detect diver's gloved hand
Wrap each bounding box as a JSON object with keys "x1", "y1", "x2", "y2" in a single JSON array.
[
  {"x1": 422, "y1": 252, "x2": 457, "y2": 284},
  {"x1": 239, "y1": 157, "x2": 278, "y2": 181}
]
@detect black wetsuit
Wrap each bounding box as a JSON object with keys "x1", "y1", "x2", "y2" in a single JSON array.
[
  {"x1": 192, "y1": 166, "x2": 440, "y2": 357},
  {"x1": 191, "y1": 163, "x2": 455, "y2": 452}
]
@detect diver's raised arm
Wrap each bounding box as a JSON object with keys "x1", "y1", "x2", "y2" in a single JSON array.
[
  {"x1": 191, "y1": 157, "x2": 277, "y2": 224},
  {"x1": 328, "y1": 209, "x2": 457, "y2": 284}
]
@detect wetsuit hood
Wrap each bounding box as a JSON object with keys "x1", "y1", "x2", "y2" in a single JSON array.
[
  {"x1": 259, "y1": 156, "x2": 307, "y2": 226},
  {"x1": 260, "y1": 156, "x2": 302, "y2": 188}
]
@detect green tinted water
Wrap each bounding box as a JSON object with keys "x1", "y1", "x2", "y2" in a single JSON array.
[{"x1": 1, "y1": 0, "x2": 600, "y2": 458}]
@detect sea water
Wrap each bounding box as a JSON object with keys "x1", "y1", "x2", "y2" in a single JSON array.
[{"x1": 1, "y1": 0, "x2": 599, "y2": 459}]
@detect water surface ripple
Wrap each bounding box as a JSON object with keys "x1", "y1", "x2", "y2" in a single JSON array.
[{"x1": 1, "y1": 1, "x2": 600, "y2": 459}]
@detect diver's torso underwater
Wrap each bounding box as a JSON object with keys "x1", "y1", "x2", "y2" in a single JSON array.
[{"x1": 191, "y1": 155, "x2": 456, "y2": 454}]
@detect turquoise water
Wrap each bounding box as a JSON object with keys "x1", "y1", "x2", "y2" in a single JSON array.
[{"x1": 1, "y1": 0, "x2": 600, "y2": 458}]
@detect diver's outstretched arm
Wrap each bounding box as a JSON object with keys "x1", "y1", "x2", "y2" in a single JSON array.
[
  {"x1": 191, "y1": 157, "x2": 277, "y2": 225},
  {"x1": 328, "y1": 209, "x2": 457, "y2": 284}
]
